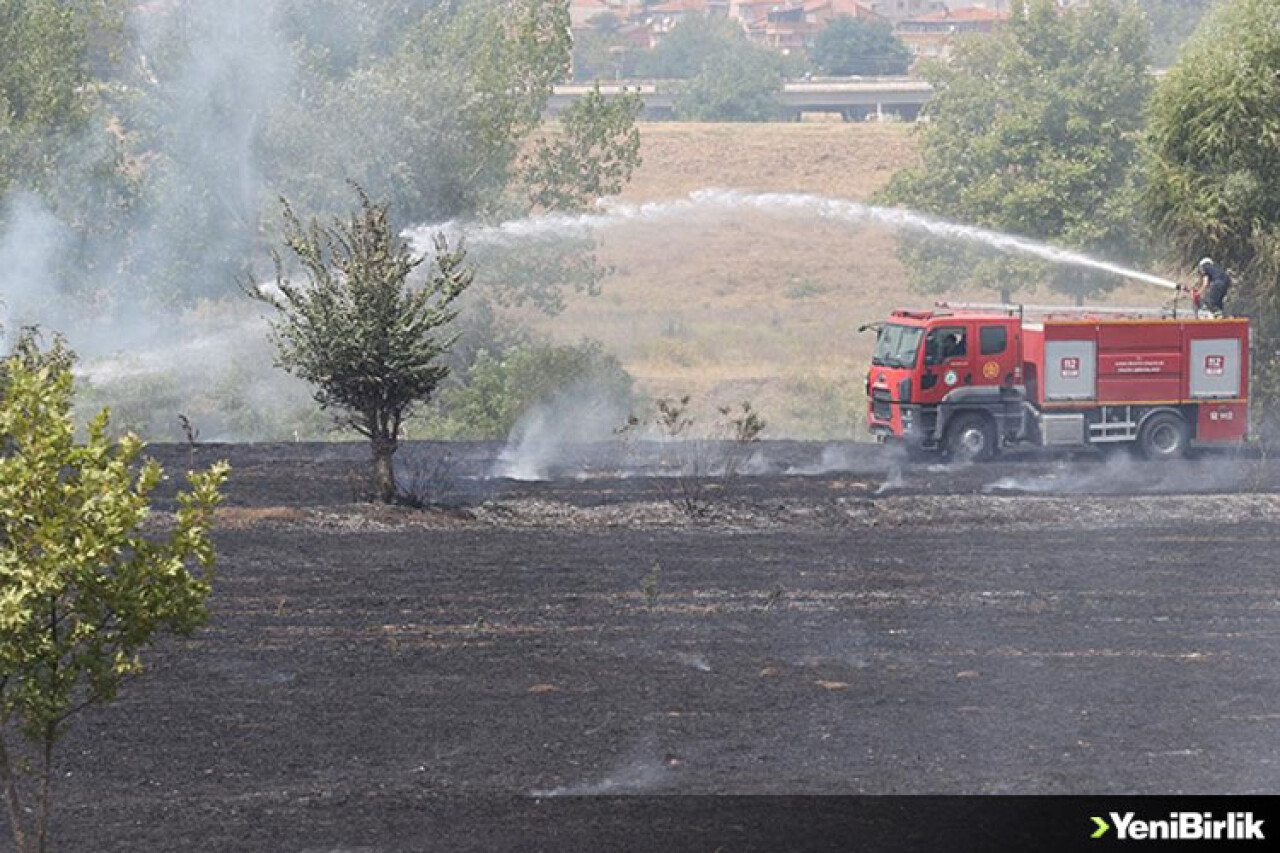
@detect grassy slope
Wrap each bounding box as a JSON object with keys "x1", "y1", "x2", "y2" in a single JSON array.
[{"x1": 517, "y1": 122, "x2": 1162, "y2": 438}]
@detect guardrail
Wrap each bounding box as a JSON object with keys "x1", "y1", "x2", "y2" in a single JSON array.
[{"x1": 547, "y1": 78, "x2": 935, "y2": 121}]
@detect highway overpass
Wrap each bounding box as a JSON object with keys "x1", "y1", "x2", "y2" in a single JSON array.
[{"x1": 547, "y1": 79, "x2": 934, "y2": 121}]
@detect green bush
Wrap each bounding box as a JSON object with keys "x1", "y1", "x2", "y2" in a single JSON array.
[{"x1": 424, "y1": 338, "x2": 634, "y2": 439}]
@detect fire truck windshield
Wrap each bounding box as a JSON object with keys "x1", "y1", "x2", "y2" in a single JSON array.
[{"x1": 872, "y1": 324, "x2": 924, "y2": 369}]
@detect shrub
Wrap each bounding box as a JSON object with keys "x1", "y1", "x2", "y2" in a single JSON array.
[{"x1": 427, "y1": 338, "x2": 634, "y2": 440}]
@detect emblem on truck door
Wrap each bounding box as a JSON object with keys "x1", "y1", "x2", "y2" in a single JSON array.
[
  {"x1": 982, "y1": 361, "x2": 1000, "y2": 380},
  {"x1": 944, "y1": 370, "x2": 958, "y2": 386}
]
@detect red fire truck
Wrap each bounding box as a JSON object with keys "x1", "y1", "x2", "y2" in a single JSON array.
[{"x1": 865, "y1": 304, "x2": 1250, "y2": 460}]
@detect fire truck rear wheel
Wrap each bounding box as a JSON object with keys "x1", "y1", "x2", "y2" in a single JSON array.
[
  {"x1": 944, "y1": 413, "x2": 996, "y2": 462},
  {"x1": 1137, "y1": 412, "x2": 1188, "y2": 460}
]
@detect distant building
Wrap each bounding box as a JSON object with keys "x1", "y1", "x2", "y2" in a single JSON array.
[
  {"x1": 569, "y1": 0, "x2": 614, "y2": 28},
  {"x1": 896, "y1": 5, "x2": 1009, "y2": 61},
  {"x1": 642, "y1": 0, "x2": 714, "y2": 47},
  {"x1": 744, "y1": 0, "x2": 884, "y2": 55},
  {"x1": 866, "y1": 0, "x2": 947, "y2": 23}
]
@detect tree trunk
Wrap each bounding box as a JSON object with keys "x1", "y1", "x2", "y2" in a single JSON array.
[
  {"x1": 372, "y1": 440, "x2": 397, "y2": 504},
  {"x1": 1000, "y1": 286, "x2": 1012, "y2": 305},
  {"x1": 36, "y1": 728, "x2": 52, "y2": 853},
  {"x1": 0, "y1": 733, "x2": 31, "y2": 853}
]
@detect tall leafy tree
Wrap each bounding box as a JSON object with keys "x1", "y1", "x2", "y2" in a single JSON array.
[
  {"x1": 522, "y1": 85, "x2": 643, "y2": 212},
  {"x1": 266, "y1": 0, "x2": 572, "y2": 225},
  {"x1": 1145, "y1": 0, "x2": 1280, "y2": 420},
  {"x1": 812, "y1": 14, "x2": 911, "y2": 77},
  {"x1": 0, "y1": 0, "x2": 89, "y2": 192},
  {"x1": 255, "y1": 187, "x2": 472, "y2": 503},
  {"x1": 0, "y1": 0, "x2": 137, "y2": 307},
  {"x1": 880, "y1": 0, "x2": 1151, "y2": 303},
  {"x1": 674, "y1": 46, "x2": 784, "y2": 122},
  {"x1": 636, "y1": 12, "x2": 739, "y2": 79},
  {"x1": 636, "y1": 12, "x2": 783, "y2": 121},
  {"x1": 0, "y1": 333, "x2": 227, "y2": 853}
]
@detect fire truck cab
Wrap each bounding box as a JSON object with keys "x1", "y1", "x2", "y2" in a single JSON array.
[{"x1": 865, "y1": 306, "x2": 1249, "y2": 460}]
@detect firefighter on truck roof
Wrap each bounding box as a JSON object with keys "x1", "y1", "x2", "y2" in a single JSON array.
[{"x1": 1192, "y1": 257, "x2": 1232, "y2": 317}]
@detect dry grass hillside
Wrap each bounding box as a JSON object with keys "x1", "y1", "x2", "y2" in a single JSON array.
[{"x1": 518, "y1": 122, "x2": 1163, "y2": 438}]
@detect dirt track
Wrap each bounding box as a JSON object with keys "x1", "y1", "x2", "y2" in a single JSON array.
[{"x1": 17, "y1": 442, "x2": 1280, "y2": 850}]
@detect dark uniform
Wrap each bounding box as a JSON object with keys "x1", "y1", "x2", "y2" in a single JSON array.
[{"x1": 1198, "y1": 259, "x2": 1231, "y2": 315}]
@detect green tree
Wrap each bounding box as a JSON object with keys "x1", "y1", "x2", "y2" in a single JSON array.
[
  {"x1": 673, "y1": 46, "x2": 784, "y2": 122},
  {"x1": 266, "y1": 0, "x2": 629, "y2": 316},
  {"x1": 255, "y1": 187, "x2": 472, "y2": 503},
  {"x1": 0, "y1": 332, "x2": 227, "y2": 853},
  {"x1": 266, "y1": 0, "x2": 572, "y2": 225},
  {"x1": 812, "y1": 15, "x2": 911, "y2": 77},
  {"x1": 0, "y1": 0, "x2": 134, "y2": 206},
  {"x1": 638, "y1": 14, "x2": 783, "y2": 121},
  {"x1": 880, "y1": 0, "x2": 1151, "y2": 303},
  {"x1": 637, "y1": 12, "x2": 736, "y2": 79},
  {"x1": 571, "y1": 12, "x2": 636, "y2": 82},
  {"x1": 522, "y1": 85, "x2": 643, "y2": 212},
  {"x1": 1145, "y1": 0, "x2": 1280, "y2": 424}
]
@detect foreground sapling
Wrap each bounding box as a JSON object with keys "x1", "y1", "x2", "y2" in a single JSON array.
[{"x1": 0, "y1": 334, "x2": 228, "y2": 853}]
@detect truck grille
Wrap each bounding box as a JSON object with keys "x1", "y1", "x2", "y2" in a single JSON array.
[{"x1": 872, "y1": 388, "x2": 892, "y2": 422}]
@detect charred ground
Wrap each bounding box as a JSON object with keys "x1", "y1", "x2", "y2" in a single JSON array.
[{"x1": 22, "y1": 441, "x2": 1280, "y2": 851}]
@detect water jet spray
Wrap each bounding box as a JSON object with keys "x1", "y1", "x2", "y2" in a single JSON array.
[{"x1": 406, "y1": 189, "x2": 1182, "y2": 293}]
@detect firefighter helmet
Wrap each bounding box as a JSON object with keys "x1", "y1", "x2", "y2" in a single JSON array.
[{"x1": 1198, "y1": 257, "x2": 1214, "y2": 272}]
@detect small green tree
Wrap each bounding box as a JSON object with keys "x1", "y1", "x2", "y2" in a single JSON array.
[
  {"x1": 880, "y1": 0, "x2": 1151, "y2": 303},
  {"x1": 256, "y1": 186, "x2": 472, "y2": 503},
  {"x1": 812, "y1": 15, "x2": 911, "y2": 77},
  {"x1": 0, "y1": 333, "x2": 228, "y2": 853}
]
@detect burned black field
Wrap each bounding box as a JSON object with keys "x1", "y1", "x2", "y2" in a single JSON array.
[{"x1": 30, "y1": 442, "x2": 1280, "y2": 850}]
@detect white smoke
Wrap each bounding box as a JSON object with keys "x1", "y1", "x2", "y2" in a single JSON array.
[
  {"x1": 982, "y1": 452, "x2": 1253, "y2": 495},
  {"x1": 0, "y1": 195, "x2": 68, "y2": 349},
  {"x1": 493, "y1": 386, "x2": 634, "y2": 481},
  {"x1": 0, "y1": 1, "x2": 311, "y2": 439}
]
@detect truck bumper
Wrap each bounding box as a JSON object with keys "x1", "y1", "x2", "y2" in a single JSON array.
[{"x1": 869, "y1": 404, "x2": 933, "y2": 446}]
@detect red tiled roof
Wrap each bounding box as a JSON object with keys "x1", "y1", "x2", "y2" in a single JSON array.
[
  {"x1": 910, "y1": 6, "x2": 1010, "y2": 23},
  {"x1": 649, "y1": 0, "x2": 706, "y2": 12},
  {"x1": 801, "y1": 0, "x2": 878, "y2": 17}
]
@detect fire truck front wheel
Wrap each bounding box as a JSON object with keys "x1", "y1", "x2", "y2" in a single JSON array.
[
  {"x1": 943, "y1": 413, "x2": 996, "y2": 462},
  {"x1": 1137, "y1": 411, "x2": 1189, "y2": 460}
]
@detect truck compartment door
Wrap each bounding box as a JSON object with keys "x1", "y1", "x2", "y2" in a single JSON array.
[
  {"x1": 1188, "y1": 338, "x2": 1242, "y2": 399},
  {"x1": 1044, "y1": 340, "x2": 1096, "y2": 401}
]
